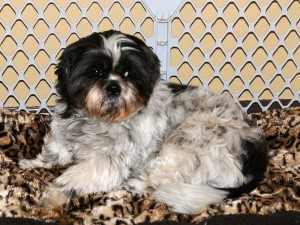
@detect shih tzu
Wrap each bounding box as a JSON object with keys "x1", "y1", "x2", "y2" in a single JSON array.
[{"x1": 20, "y1": 30, "x2": 267, "y2": 214}]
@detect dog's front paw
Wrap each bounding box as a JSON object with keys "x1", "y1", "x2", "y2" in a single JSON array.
[
  {"x1": 19, "y1": 157, "x2": 53, "y2": 169},
  {"x1": 40, "y1": 185, "x2": 69, "y2": 209},
  {"x1": 19, "y1": 159, "x2": 37, "y2": 169}
]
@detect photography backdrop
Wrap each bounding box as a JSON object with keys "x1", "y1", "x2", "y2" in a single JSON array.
[{"x1": 0, "y1": 0, "x2": 299, "y2": 114}]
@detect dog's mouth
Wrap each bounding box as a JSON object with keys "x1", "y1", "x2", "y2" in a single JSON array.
[
  {"x1": 85, "y1": 84, "x2": 144, "y2": 122},
  {"x1": 101, "y1": 96, "x2": 120, "y2": 114}
]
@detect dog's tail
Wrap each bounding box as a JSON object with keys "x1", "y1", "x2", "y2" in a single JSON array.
[{"x1": 153, "y1": 182, "x2": 228, "y2": 214}]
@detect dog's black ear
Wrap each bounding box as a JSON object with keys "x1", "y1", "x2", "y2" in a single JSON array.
[
  {"x1": 129, "y1": 35, "x2": 161, "y2": 86},
  {"x1": 142, "y1": 44, "x2": 161, "y2": 85},
  {"x1": 55, "y1": 46, "x2": 77, "y2": 118}
]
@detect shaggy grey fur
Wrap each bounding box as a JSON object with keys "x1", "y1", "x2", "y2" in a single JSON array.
[{"x1": 20, "y1": 31, "x2": 265, "y2": 214}]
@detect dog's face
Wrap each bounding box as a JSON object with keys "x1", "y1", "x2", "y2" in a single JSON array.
[{"x1": 55, "y1": 30, "x2": 161, "y2": 121}]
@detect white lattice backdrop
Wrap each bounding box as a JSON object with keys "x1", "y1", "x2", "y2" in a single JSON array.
[
  {"x1": 165, "y1": 0, "x2": 300, "y2": 113},
  {"x1": 0, "y1": 0, "x2": 299, "y2": 114}
]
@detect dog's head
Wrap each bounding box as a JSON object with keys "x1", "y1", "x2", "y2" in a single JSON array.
[{"x1": 55, "y1": 30, "x2": 161, "y2": 121}]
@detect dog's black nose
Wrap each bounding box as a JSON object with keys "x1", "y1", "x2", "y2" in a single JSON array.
[{"x1": 106, "y1": 83, "x2": 121, "y2": 96}]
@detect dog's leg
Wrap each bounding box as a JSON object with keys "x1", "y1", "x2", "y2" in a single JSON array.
[
  {"x1": 41, "y1": 156, "x2": 127, "y2": 208},
  {"x1": 19, "y1": 134, "x2": 73, "y2": 169}
]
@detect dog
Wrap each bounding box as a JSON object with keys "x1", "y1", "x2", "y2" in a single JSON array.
[{"x1": 20, "y1": 30, "x2": 267, "y2": 214}]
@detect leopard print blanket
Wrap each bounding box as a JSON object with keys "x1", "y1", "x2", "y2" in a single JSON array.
[{"x1": 0, "y1": 107, "x2": 299, "y2": 225}]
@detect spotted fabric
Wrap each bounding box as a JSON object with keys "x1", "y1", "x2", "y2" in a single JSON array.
[{"x1": 0, "y1": 107, "x2": 299, "y2": 225}]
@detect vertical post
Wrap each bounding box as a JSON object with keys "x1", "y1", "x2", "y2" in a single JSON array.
[
  {"x1": 142, "y1": 0, "x2": 184, "y2": 80},
  {"x1": 156, "y1": 17, "x2": 169, "y2": 80}
]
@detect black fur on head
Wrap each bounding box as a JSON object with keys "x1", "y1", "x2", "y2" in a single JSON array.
[{"x1": 55, "y1": 30, "x2": 161, "y2": 120}]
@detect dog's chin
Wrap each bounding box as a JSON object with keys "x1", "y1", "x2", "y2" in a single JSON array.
[
  {"x1": 84, "y1": 85, "x2": 144, "y2": 122},
  {"x1": 87, "y1": 102, "x2": 141, "y2": 122}
]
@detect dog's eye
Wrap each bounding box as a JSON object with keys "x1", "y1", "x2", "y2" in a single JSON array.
[
  {"x1": 124, "y1": 71, "x2": 129, "y2": 77},
  {"x1": 91, "y1": 68, "x2": 103, "y2": 76}
]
